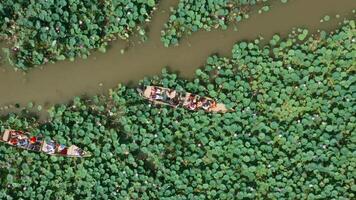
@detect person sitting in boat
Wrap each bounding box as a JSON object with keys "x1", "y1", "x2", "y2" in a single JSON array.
[
  {"x1": 43, "y1": 140, "x2": 56, "y2": 154},
  {"x1": 150, "y1": 87, "x2": 156, "y2": 96},
  {"x1": 201, "y1": 98, "x2": 211, "y2": 110},
  {"x1": 161, "y1": 89, "x2": 177, "y2": 104},
  {"x1": 170, "y1": 95, "x2": 180, "y2": 107},
  {"x1": 9, "y1": 137, "x2": 18, "y2": 145},
  {"x1": 162, "y1": 90, "x2": 169, "y2": 101},
  {"x1": 28, "y1": 136, "x2": 42, "y2": 151},
  {"x1": 69, "y1": 146, "x2": 85, "y2": 156},
  {"x1": 30, "y1": 136, "x2": 36, "y2": 143},
  {"x1": 74, "y1": 148, "x2": 84, "y2": 156},
  {"x1": 156, "y1": 87, "x2": 162, "y2": 94},
  {"x1": 56, "y1": 144, "x2": 68, "y2": 155},
  {"x1": 150, "y1": 87, "x2": 158, "y2": 98},
  {"x1": 154, "y1": 93, "x2": 164, "y2": 100},
  {"x1": 17, "y1": 135, "x2": 29, "y2": 148},
  {"x1": 8, "y1": 131, "x2": 21, "y2": 145},
  {"x1": 188, "y1": 94, "x2": 195, "y2": 102},
  {"x1": 150, "y1": 87, "x2": 164, "y2": 100},
  {"x1": 188, "y1": 95, "x2": 198, "y2": 110},
  {"x1": 155, "y1": 87, "x2": 163, "y2": 96},
  {"x1": 188, "y1": 102, "x2": 197, "y2": 110},
  {"x1": 209, "y1": 100, "x2": 217, "y2": 110},
  {"x1": 167, "y1": 89, "x2": 176, "y2": 98},
  {"x1": 10, "y1": 130, "x2": 19, "y2": 137},
  {"x1": 185, "y1": 94, "x2": 197, "y2": 110}
]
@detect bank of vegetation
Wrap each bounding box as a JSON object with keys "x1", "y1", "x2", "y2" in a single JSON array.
[
  {"x1": 0, "y1": 20, "x2": 355, "y2": 199},
  {"x1": 161, "y1": 0, "x2": 287, "y2": 46},
  {"x1": 0, "y1": 0, "x2": 158, "y2": 70}
]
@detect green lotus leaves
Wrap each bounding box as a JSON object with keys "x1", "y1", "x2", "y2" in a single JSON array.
[
  {"x1": 1, "y1": 18, "x2": 356, "y2": 199},
  {"x1": 161, "y1": 0, "x2": 278, "y2": 47},
  {"x1": 147, "y1": 0, "x2": 156, "y2": 7},
  {"x1": 298, "y1": 29, "x2": 309, "y2": 41},
  {"x1": 0, "y1": 0, "x2": 159, "y2": 70}
]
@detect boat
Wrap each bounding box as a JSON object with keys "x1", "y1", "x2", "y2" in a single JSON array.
[
  {"x1": 0, "y1": 129, "x2": 91, "y2": 158},
  {"x1": 138, "y1": 86, "x2": 229, "y2": 113}
]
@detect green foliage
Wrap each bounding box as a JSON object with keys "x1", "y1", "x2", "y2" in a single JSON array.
[
  {"x1": 0, "y1": 20, "x2": 355, "y2": 199},
  {"x1": 161, "y1": 0, "x2": 275, "y2": 47},
  {"x1": 0, "y1": 0, "x2": 159, "y2": 70}
]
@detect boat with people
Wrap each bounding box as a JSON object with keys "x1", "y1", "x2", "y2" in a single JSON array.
[
  {"x1": 138, "y1": 86, "x2": 229, "y2": 113},
  {"x1": 0, "y1": 129, "x2": 91, "y2": 158}
]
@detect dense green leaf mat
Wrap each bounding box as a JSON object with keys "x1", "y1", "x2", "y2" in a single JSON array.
[
  {"x1": 161, "y1": 0, "x2": 287, "y2": 46},
  {"x1": 0, "y1": 20, "x2": 355, "y2": 199},
  {"x1": 0, "y1": 0, "x2": 158, "y2": 69}
]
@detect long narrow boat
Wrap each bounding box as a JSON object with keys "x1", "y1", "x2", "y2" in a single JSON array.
[
  {"x1": 0, "y1": 129, "x2": 91, "y2": 158},
  {"x1": 139, "y1": 86, "x2": 229, "y2": 113}
]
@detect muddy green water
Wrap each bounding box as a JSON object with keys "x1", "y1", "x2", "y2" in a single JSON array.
[{"x1": 0, "y1": 0, "x2": 355, "y2": 114}]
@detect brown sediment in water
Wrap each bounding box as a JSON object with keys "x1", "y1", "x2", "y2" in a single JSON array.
[{"x1": 0, "y1": 0, "x2": 355, "y2": 117}]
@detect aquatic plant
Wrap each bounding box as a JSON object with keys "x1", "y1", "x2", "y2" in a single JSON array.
[
  {"x1": 0, "y1": 20, "x2": 355, "y2": 199},
  {"x1": 0, "y1": 0, "x2": 159, "y2": 69},
  {"x1": 161, "y1": 0, "x2": 282, "y2": 47}
]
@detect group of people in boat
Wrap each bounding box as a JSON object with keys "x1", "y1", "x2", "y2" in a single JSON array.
[
  {"x1": 7, "y1": 130, "x2": 43, "y2": 151},
  {"x1": 184, "y1": 94, "x2": 217, "y2": 111},
  {"x1": 148, "y1": 86, "x2": 217, "y2": 111},
  {"x1": 2, "y1": 130, "x2": 84, "y2": 156},
  {"x1": 149, "y1": 87, "x2": 181, "y2": 107}
]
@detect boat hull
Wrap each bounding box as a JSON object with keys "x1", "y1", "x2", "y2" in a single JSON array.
[
  {"x1": 0, "y1": 130, "x2": 91, "y2": 158},
  {"x1": 141, "y1": 86, "x2": 229, "y2": 113}
]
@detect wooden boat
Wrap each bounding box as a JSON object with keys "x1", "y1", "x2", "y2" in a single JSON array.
[
  {"x1": 0, "y1": 129, "x2": 91, "y2": 158},
  {"x1": 139, "y1": 86, "x2": 229, "y2": 113}
]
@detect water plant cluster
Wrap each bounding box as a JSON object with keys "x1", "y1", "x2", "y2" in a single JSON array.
[
  {"x1": 161, "y1": 0, "x2": 280, "y2": 47},
  {"x1": 0, "y1": 0, "x2": 158, "y2": 69},
  {"x1": 0, "y1": 20, "x2": 355, "y2": 199}
]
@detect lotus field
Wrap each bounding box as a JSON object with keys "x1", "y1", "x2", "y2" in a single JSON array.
[
  {"x1": 0, "y1": 0, "x2": 158, "y2": 69},
  {"x1": 0, "y1": 19, "x2": 355, "y2": 199},
  {"x1": 161, "y1": 0, "x2": 287, "y2": 46}
]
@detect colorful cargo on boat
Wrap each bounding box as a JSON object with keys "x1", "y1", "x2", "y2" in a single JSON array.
[
  {"x1": 0, "y1": 130, "x2": 91, "y2": 158},
  {"x1": 139, "y1": 86, "x2": 229, "y2": 113}
]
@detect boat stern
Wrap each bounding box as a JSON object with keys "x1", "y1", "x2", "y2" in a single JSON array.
[
  {"x1": 67, "y1": 145, "x2": 91, "y2": 158},
  {"x1": 211, "y1": 103, "x2": 229, "y2": 113},
  {"x1": 143, "y1": 86, "x2": 153, "y2": 99},
  {"x1": 1, "y1": 130, "x2": 10, "y2": 142}
]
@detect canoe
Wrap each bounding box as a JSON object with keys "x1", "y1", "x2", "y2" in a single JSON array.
[
  {"x1": 0, "y1": 129, "x2": 91, "y2": 158},
  {"x1": 139, "y1": 86, "x2": 229, "y2": 113}
]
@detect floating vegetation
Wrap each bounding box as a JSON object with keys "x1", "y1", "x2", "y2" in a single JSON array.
[
  {"x1": 0, "y1": 20, "x2": 355, "y2": 199},
  {"x1": 320, "y1": 14, "x2": 331, "y2": 23},
  {"x1": 161, "y1": 0, "x2": 281, "y2": 47},
  {"x1": 0, "y1": 0, "x2": 159, "y2": 70}
]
